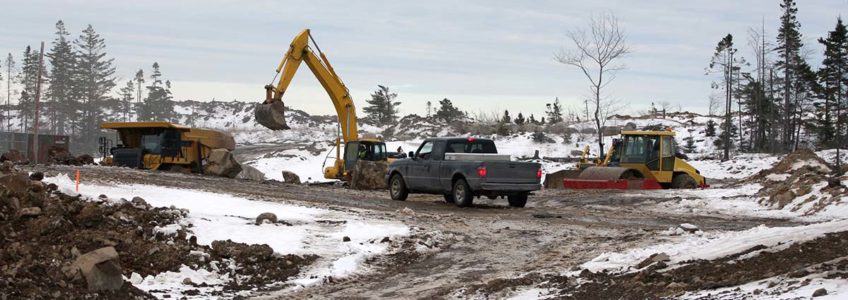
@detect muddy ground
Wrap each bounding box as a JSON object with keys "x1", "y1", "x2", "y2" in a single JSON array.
[{"x1": 32, "y1": 165, "x2": 806, "y2": 299}]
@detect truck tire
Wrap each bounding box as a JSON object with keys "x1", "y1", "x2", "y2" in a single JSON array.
[
  {"x1": 671, "y1": 173, "x2": 697, "y2": 189},
  {"x1": 389, "y1": 174, "x2": 409, "y2": 201},
  {"x1": 507, "y1": 193, "x2": 528, "y2": 208},
  {"x1": 443, "y1": 194, "x2": 455, "y2": 203},
  {"x1": 452, "y1": 178, "x2": 474, "y2": 208}
]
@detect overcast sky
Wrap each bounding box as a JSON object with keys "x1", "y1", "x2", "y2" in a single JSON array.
[{"x1": 1, "y1": 0, "x2": 847, "y2": 118}]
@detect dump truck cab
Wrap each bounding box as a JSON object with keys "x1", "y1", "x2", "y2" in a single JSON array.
[{"x1": 100, "y1": 122, "x2": 236, "y2": 173}]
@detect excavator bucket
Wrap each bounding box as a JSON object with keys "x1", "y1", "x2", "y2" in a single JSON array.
[
  {"x1": 254, "y1": 101, "x2": 290, "y2": 130},
  {"x1": 563, "y1": 166, "x2": 662, "y2": 190}
]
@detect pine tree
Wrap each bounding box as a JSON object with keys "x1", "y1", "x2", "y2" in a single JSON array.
[
  {"x1": 546, "y1": 97, "x2": 564, "y2": 124},
  {"x1": 514, "y1": 112, "x2": 525, "y2": 126},
  {"x1": 363, "y1": 85, "x2": 400, "y2": 126},
  {"x1": 2, "y1": 53, "x2": 16, "y2": 132},
  {"x1": 74, "y1": 24, "x2": 116, "y2": 148},
  {"x1": 119, "y1": 81, "x2": 134, "y2": 122},
  {"x1": 435, "y1": 98, "x2": 463, "y2": 123},
  {"x1": 775, "y1": 0, "x2": 805, "y2": 151},
  {"x1": 425, "y1": 100, "x2": 432, "y2": 118},
  {"x1": 528, "y1": 114, "x2": 537, "y2": 125},
  {"x1": 683, "y1": 135, "x2": 697, "y2": 153},
  {"x1": 45, "y1": 20, "x2": 76, "y2": 135},
  {"x1": 501, "y1": 110, "x2": 511, "y2": 124},
  {"x1": 140, "y1": 62, "x2": 174, "y2": 121},
  {"x1": 814, "y1": 18, "x2": 848, "y2": 149},
  {"x1": 19, "y1": 46, "x2": 46, "y2": 133},
  {"x1": 134, "y1": 69, "x2": 144, "y2": 120},
  {"x1": 707, "y1": 34, "x2": 745, "y2": 160},
  {"x1": 705, "y1": 119, "x2": 717, "y2": 137}
]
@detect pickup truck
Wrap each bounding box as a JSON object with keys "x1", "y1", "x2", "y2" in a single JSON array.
[{"x1": 386, "y1": 137, "x2": 542, "y2": 207}]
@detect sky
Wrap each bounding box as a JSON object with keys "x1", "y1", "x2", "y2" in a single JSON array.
[{"x1": 0, "y1": 0, "x2": 847, "y2": 118}]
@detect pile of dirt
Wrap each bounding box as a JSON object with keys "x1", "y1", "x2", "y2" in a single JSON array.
[
  {"x1": 46, "y1": 146, "x2": 96, "y2": 166},
  {"x1": 746, "y1": 149, "x2": 845, "y2": 214},
  {"x1": 0, "y1": 149, "x2": 29, "y2": 164},
  {"x1": 537, "y1": 230, "x2": 848, "y2": 299},
  {"x1": 0, "y1": 167, "x2": 315, "y2": 299}
]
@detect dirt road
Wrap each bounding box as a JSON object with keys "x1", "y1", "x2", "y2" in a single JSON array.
[{"x1": 36, "y1": 165, "x2": 794, "y2": 299}]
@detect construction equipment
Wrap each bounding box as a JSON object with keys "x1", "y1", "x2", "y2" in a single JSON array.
[
  {"x1": 254, "y1": 29, "x2": 388, "y2": 183},
  {"x1": 563, "y1": 130, "x2": 707, "y2": 189},
  {"x1": 100, "y1": 122, "x2": 241, "y2": 177}
]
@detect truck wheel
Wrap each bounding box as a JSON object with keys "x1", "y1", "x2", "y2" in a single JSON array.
[
  {"x1": 671, "y1": 174, "x2": 697, "y2": 189},
  {"x1": 452, "y1": 178, "x2": 473, "y2": 207},
  {"x1": 443, "y1": 194, "x2": 455, "y2": 203},
  {"x1": 389, "y1": 174, "x2": 408, "y2": 201},
  {"x1": 507, "y1": 193, "x2": 528, "y2": 208}
]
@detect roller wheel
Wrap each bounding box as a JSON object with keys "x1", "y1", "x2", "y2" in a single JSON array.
[{"x1": 671, "y1": 174, "x2": 697, "y2": 189}]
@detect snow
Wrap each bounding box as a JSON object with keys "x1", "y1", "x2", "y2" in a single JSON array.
[
  {"x1": 687, "y1": 154, "x2": 780, "y2": 180},
  {"x1": 765, "y1": 173, "x2": 790, "y2": 181},
  {"x1": 43, "y1": 174, "x2": 410, "y2": 298},
  {"x1": 578, "y1": 219, "x2": 848, "y2": 274},
  {"x1": 681, "y1": 271, "x2": 848, "y2": 299},
  {"x1": 792, "y1": 159, "x2": 831, "y2": 173}
]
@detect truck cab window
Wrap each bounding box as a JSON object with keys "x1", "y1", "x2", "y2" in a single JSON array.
[
  {"x1": 417, "y1": 142, "x2": 433, "y2": 160},
  {"x1": 141, "y1": 134, "x2": 162, "y2": 154}
]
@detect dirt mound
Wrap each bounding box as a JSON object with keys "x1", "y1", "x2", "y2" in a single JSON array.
[
  {"x1": 537, "y1": 230, "x2": 848, "y2": 299},
  {"x1": 1, "y1": 149, "x2": 29, "y2": 164},
  {"x1": 746, "y1": 149, "x2": 845, "y2": 215},
  {"x1": 0, "y1": 169, "x2": 315, "y2": 299},
  {"x1": 47, "y1": 146, "x2": 97, "y2": 166}
]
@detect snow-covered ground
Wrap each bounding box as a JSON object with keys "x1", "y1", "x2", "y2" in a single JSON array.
[{"x1": 44, "y1": 174, "x2": 410, "y2": 298}]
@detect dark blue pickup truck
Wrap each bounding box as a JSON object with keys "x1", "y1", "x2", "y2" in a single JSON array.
[{"x1": 386, "y1": 137, "x2": 542, "y2": 207}]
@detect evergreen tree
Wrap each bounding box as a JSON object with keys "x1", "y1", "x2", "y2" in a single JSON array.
[
  {"x1": 363, "y1": 85, "x2": 400, "y2": 126},
  {"x1": 45, "y1": 20, "x2": 76, "y2": 135},
  {"x1": 74, "y1": 24, "x2": 116, "y2": 147},
  {"x1": 528, "y1": 114, "x2": 537, "y2": 125},
  {"x1": 814, "y1": 18, "x2": 848, "y2": 149},
  {"x1": 134, "y1": 69, "x2": 144, "y2": 120},
  {"x1": 501, "y1": 110, "x2": 511, "y2": 124},
  {"x1": 140, "y1": 62, "x2": 174, "y2": 121},
  {"x1": 119, "y1": 81, "x2": 134, "y2": 122},
  {"x1": 540, "y1": 117, "x2": 546, "y2": 125},
  {"x1": 435, "y1": 98, "x2": 463, "y2": 123},
  {"x1": 683, "y1": 135, "x2": 698, "y2": 153},
  {"x1": 775, "y1": 0, "x2": 805, "y2": 151},
  {"x1": 514, "y1": 112, "x2": 525, "y2": 126},
  {"x1": 425, "y1": 101, "x2": 432, "y2": 118},
  {"x1": 545, "y1": 97, "x2": 564, "y2": 124},
  {"x1": 19, "y1": 46, "x2": 46, "y2": 133},
  {"x1": 707, "y1": 34, "x2": 744, "y2": 160},
  {"x1": 705, "y1": 119, "x2": 717, "y2": 137},
  {"x1": 3, "y1": 53, "x2": 17, "y2": 132}
]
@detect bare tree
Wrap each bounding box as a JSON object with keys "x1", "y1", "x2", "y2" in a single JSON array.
[
  {"x1": 555, "y1": 13, "x2": 630, "y2": 155},
  {"x1": 657, "y1": 100, "x2": 672, "y2": 118}
]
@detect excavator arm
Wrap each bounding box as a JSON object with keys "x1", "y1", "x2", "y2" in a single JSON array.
[{"x1": 256, "y1": 29, "x2": 359, "y2": 143}]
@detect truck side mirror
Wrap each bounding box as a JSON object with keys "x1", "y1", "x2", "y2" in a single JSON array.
[{"x1": 408, "y1": 151, "x2": 415, "y2": 159}]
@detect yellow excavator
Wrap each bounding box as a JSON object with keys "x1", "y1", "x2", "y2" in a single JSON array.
[
  {"x1": 254, "y1": 29, "x2": 388, "y2": 183},
  {"x1": 564, "y1": 130, "x2": 707, "y2": 189}
]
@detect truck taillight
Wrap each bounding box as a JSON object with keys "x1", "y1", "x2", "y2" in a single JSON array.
[
  {"x1": 477, "y1": 166, "x2": 487, "y2": 177},
  {"x1": 536, "y1": 168, "x2": 543, "y2": 178}
]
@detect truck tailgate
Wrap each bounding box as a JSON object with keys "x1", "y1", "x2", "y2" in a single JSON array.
[{"x1": 483, "y1": 161, "x2": 540, "y2": 184}]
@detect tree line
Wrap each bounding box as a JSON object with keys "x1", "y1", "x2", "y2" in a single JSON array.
[
  {"x1": 706, "y1": 0, "x2": 848, "y2": 161},
  {"x1": 0, "y1": 20, "x2": 176, "y2": 152}
]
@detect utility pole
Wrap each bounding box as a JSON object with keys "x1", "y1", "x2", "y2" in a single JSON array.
[{"x1": 32, "y1": 42, "x2": 44, "y2": 164}]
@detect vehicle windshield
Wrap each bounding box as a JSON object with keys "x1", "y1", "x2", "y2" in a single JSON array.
[
  {"x1": 141, "y1": 134, "x2": 161, "y2": 154},
  {"x1": 445, "y1": 139, "x2": 497, "y2": 154}
]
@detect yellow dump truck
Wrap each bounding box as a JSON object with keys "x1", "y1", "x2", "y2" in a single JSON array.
[{"x1": 99, "y1": 122, "x2": 239, "y2": 176}]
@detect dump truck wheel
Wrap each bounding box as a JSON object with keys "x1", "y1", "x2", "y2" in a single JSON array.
[
  {"x1": 389, "y1": 173, "x2": 408, "y2": 201},
  {"x1": 507, "y1": 193, "x2": 527, "y2": 208},
  {"x1": 671, "y1": 173, "x2": 697, "y2": 189},
  {"x1": 452, "y1": 178, "x2": 473, "y2": 207},
  {"x1": 443, "y1": 194, "x2": 455, "y2": 203}
]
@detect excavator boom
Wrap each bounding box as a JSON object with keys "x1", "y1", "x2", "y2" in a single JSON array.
[{"x1": 255, "y1": 29, "x2": 358, "y2": 142}]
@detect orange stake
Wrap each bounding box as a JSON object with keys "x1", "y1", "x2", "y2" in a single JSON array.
[{"x1": 75, "y1": 169, "x2": 80, "y2": 192}]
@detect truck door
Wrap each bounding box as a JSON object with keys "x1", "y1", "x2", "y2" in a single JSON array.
[
  {"x1": 407, "y1": 141, "x2": 434, "y2": 191},
  {"x1": 426, "y1": 140, "x2": 446, "y2": 192}
]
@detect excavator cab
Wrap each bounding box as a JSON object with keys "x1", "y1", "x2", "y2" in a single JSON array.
[{"x1": 342, "y1": 141, "x2": 387, "y2": 172}]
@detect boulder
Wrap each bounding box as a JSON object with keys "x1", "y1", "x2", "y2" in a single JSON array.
[
  {"x1": 678, "y1": 223, "x2": 700, "y2": 233},
  {"x1": 255, "y1": 212, "x2": 278, "y2": 225},
  {"x1": 75, "y1": 247, "x2": 123, "y2": 291},
  {"x1": 636, "y1": 252, "x2": 670, "y2": 269},
  {"x1": 204, "y1": 149, "x2": 243, "y2": 178},
  {"x1": 282, "y1": 171, "x2": 301, "y2": 184},
  {"x1": 349, "y1": 160, "x2": 389, "y2": 190},
  {"x1": 0, "y1": 161, "x2": 16, "y2": 174},
  {"x1": 0, "y1": 173, "x2": 31, "y2": 196},
  {"x1": 18, "y1": 207, "x2": 42, "y2": 217},
  {"x1": 237, "y1": 165, "x2": 266, "y2": 181},
  {"x1": 76, "y1": 154, "x2": 95, "y2": 165}
]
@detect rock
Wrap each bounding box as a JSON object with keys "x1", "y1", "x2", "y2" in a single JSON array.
[
  {"x1": 400, "y1": 207, "x2": 416, "y2": 216},
  {"x1": 636, "y1": 252, "x2": 670, "y2": 269},
  {"x1": 29, "y1": 171, "x2": 44, "y2": 181},
  {"x1": 349, "y1": 160, "x2": 388, "y2": 190},
  {"x1": 255, "y1": 212, "x2": 278, "y2": 225},
  {"x1": 342, "y1": 236, "x2": 351, "y2": 242},
  {"x1": 0, "y1": 161, "x2": 15, "y2": 174},
  {"x1": 678, "y1": 223, "x2": 699, "y2": 233},
  {"x1": 770, "y1": 190, "x2": 796, "y2": 208},
  {"x1": 282, "y1": 171, "x2": 301, "y2": 184},
  {"x1": 380, "y1": 237, "x2": 390, "y2": 243},
  {"x1": 18, "y1": 207, "x2": 42, "y2": 217},
  {"x1": 237, "y1": 165, "x2": 266, "y2": 181},
  {"x1": 812, "y1": 288, "x2": 828, "y2": 297},
  {"x1": 0, "y1": 173, "x2": 31, "y2": 196},
  {"x1": 182, "y1": 277, "x2": 194, "y2": 285},
  {"x1": 74, "y1": 247, "x2": 123, "y2": 291},
  {"x1": 131, "y1": 197, "x2": 150, "y2": 210},
  {"x1": 5, "y1": 196, "x2": 20, "y2": 213},
  {"x1": 76, "y1": 154, "x2": 95, "y2": 165},
  {"x1": 29, "y1": 181, "x2": 44, "y2": 193},
  {"x1": 204, "y1": 149, "x2": 242, "y2": 178},
  {"x1": 666, "y1": 282, "x2": 686, "y2": 290}
]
